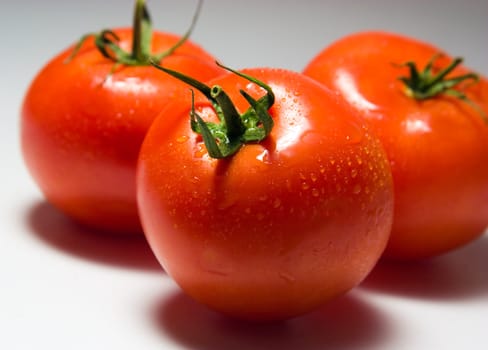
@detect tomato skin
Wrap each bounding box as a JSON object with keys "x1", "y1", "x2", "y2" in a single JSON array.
[
  {"x1": 303, "y1": 31, "x2": 488, "y2": 259},
  {"x1": 137, "y1": 68, "x2": 394, "y2": 320},
  {"x1": 21, "y1": 29, "x2": 224, "y2": 234}
]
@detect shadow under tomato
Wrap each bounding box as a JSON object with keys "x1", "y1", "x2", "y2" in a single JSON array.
[
  {"x1": 25, "y1": 200, "x2": 162, "y2": 272},
  {"x1": 361, "y1": 233, "x2": 488, "y2": 301},
  {"x1": 152, "y1": 290, "x2": 395, "y2": 350}
]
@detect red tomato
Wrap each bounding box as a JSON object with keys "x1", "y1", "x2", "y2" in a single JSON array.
[
  {"x1": 303, "y1": 31, "x2": 488, "y2": 259},
  {"x1": 137, "y1": 66, "x2": 394, "y2": 320},
  {"x1": 21, "y1": 2, "x2": 223, "y2": 234}
]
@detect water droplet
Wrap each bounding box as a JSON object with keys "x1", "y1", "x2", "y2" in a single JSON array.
[
  {"x1": 194, "y1": 143, "x2": 206, "y2": 158},
  {"x1": 201, "y1": 249, "x2": 232, "y2": 276},
  {"x1": 272, "y1": 198, "x2": 282, "y2": 208},
  {"x1": 256, "y1": 149, "x2": 271, "y2": 164},
  {"x1": 312, "y1": 188, "x2": 320, "y2": 197},
  {"x1": 302, "y1": 182, "x2": 310, "y2": 190},
  {"x1": 245, "y1": 208, "x2": 251, "y2": 214},
  {"x1": 279, "y1": 272, "x2": 296, "y2": 284},
  {"x1": 301, "y1": 131, "x2": 324, "y2": 145},
  {"x1": 310, "y1": 173, "x2": 317, "y2": 182},
  {"x1": 176, "y1": 135, "x2": 189, "y2": 143},
  {"x1": 344, "y1": 123, "x2": 364, "y2": 144},
  {"x1": 351, "y1": 169, "x2": 358, "y2": 178},
  {"x1": 353, "y1": 184, "x2": 362, "y2": 194}
]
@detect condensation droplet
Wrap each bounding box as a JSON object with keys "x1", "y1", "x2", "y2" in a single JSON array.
[
  {"x1": 344, "y1": 123, "x2": 364, "y2": 144},
  {"x1": 194, "y1": 144, "x2": 206, "y2": 158},
  {"x1": 353, "y1": 184, "x2": 362, "y2": 194},
  {"x1": 310, "y1": 173, "x2": 317, "y2": 182},
  {"x1": 351, "y1": 169, "x2": 358, "y2": 178},
  {"x1": 273, "y1": 198, "x2": 282, "y2": 208},
  {"x1": 256, "y1": 149, "x2": 271, "y2": 164},
  {"x1": 176, "y1": 135, "x2": 189, "y2": 143},
  {"x1": 279, "y1": 272, "x2": 296, "y2": 284},
  {"x1": 302, "y1": 182, "x2": 310, "y2": 190},
  {"x1": 312, "y1": 188, "x2": 320, "y2": 197}
]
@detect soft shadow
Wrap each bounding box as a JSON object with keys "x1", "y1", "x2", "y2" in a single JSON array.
[
  {"x1": 25, "y1": 200, "x2": 162, "y2": 272},
  {"x1": 361, "y1": 234, "x2": 488, "y2": 300},
  {"x1": 153, "y1": 291, "x2": 395, "y2": 350}
]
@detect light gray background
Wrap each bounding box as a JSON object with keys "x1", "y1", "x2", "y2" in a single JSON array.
[{"x1": 1, "y1": 1, "x2": 487, "y2": 349}]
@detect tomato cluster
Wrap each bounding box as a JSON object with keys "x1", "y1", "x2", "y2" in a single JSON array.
[{"x1": 21, "y1": 1, "x2": 488, "y2": 321}]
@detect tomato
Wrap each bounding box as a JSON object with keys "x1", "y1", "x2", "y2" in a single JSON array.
[
  {"x1": 137, "y1": 64, "x2": 394, "y2": 320},
  {"x1": 303, "y1": 31, "x2": 488, "y2": 259},
  {"x1": 21, "y1": 0, "x2": 224, "y2": 234}
]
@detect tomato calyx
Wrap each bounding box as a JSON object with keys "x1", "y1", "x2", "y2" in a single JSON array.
[
  {"x1": 66, "y1": 0, "x2": 202, "y2": 69},
  {"x1": 397, "y1": 54, "x2": 487, "y2": 122},
  {"x1": 152, "y1": 61, "x2": 275, "y2": 158}
]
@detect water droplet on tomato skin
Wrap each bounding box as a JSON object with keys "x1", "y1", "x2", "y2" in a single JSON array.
[
  {"x1": 193, "y1": 143, "x2": 206, "y2": 158},
  {"x1": 353, "y1": 184, "x2": 362, "y2": 194},
  {"x1": 176, "y1": 135, "x2": 189, "y2": 143},
  {"x1": 279, "y1": 271, "x2": 296, "y2": 284},
  {"x1": 300, "y1": 131, "x2": 325, "y2": 146},
  {"x1": 272, "y1": 198, "x2": 282, "y2": 209}
]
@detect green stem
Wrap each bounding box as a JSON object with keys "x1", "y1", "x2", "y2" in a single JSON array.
[
  {"x1": 151, "y1": 61, "x2": 275, "y2": 158},
  {"x1": 398, "y1": 54, "x2": 486, "y2": 122},
  {"x1": 131, "y1": 0, "x2": 151, "y2": 62},
  {"x1": 67, "y1": 0, "x2": 202, "y2": 67}
]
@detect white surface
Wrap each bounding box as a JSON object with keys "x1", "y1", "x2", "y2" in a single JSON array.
[{"x1": 1, "y1": 0, "x2": 487, "y2": 349}]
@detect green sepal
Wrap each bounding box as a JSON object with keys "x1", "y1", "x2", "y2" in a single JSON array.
[
  {"x1": 151, "y1": 61, "x2": 276, "y2": 159},
  {"x1": 66, "y1": 0, "x2": 202, "y2": 68},
  {"x1": 398, "y1": 54, "x2": 486, "y2": 122}
]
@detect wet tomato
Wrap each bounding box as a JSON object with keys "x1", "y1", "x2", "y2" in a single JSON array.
[
  {"x1": 21, "y1": 1, "x2": 223, "y2": 233},
  {"x1": 137, "y1": 64, "x2": 394, "y2": 320},
  {"x1": 304, "y1": 31, "x2": 488, "y2": 259}
]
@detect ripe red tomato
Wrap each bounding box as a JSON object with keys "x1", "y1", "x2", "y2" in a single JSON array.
[
  {"x1": 303, "y1": 31, "x2": 488, "y2": 259},
  {"x1": 21, "y1": 1, "x2": 223, "y2": 234},
  {"x1": 137, "y1": 65, "x2": 394, "y2": 320}
]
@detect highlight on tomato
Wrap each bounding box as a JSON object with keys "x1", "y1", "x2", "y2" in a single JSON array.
[
  {"x1": 21, "y1": 0, "x2": 224, "y2": 234},
  {"x1": 303, "y1": 31, "x2": 488, "y2": 259},
  {"x1": 136, "y1": 62, "x2": 394, "y2": 320}
]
